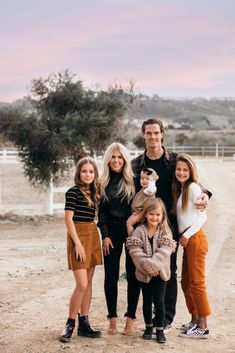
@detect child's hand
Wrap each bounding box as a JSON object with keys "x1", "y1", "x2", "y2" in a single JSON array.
[
  {"x1": 149, "y1": 271, "x2": 159, "y2": 277},
  {"x1": 179, "y1": 235, "x2": 189, "y2": 248}
]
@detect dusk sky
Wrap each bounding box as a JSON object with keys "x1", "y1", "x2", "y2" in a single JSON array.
[{"x1": 1, "y1": 0, "x2": 235, "y2": 102}]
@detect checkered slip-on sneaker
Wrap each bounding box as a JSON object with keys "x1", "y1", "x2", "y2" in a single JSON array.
[
  {"x1": 179, "y1": 325, "x2": 209, "y2": 339},
  {"x1": 180, "y1": 322, "x2": 197, "y2": 332}
]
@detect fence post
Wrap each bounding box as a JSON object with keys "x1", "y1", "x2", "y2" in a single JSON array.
[
  {"x1": 0, "y1": 169, "x2": 2, "y2": 214},
  {"x1": 215, "y1": 143, "x2": 219, "y2": 158},
  {"x1": 46, "y1": 179, "x2": 54, "y2": 215},
  {"x1": 3, "y1": 149, "x2": 7, "y2": 162},
  {"x1": 222, "y1": 145, "x2": 224, "y2": 157}
]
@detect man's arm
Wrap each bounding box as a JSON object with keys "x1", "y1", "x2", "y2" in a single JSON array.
[{"x1": 195, "y1": 189, "x2": 212, "y2": 210}]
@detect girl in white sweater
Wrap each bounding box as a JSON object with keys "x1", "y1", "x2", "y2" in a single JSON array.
[
  {"x1": 172, "y1": 153, "x2": 211, "y2": 339},
  {"x1": 126, "y1": 198, "x2": 176, "y2": 343}
]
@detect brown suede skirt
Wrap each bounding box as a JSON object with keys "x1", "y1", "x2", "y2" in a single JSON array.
[{"x1": 67, "y1": 222, "x2": 103, "y2": 270}]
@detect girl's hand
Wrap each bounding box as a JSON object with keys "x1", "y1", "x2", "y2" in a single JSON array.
[
  {"x1": 149, "y1": 271, "x2": 159, "y2": 277},
  {"x1": 102, "y1": 237, "x2": 114, "y2": 256},
  {"x1": 179, "y1": 235, "x2": 189, "y2": 248},
  {"x1": 75, "y1": 243, "x2": 86, "y2": 263}
]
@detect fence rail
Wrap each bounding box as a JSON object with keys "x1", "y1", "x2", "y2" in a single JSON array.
[
  {"x1": 170, "y1": 144, "x2": 235, "y2": 158},
  {"x1": 1, "y1": 146, "x2": 235, "y2": 215},
  {"x1": 0, "y1": 148, "x2": 19, "y2": 163},
  {"x1": 129, "y1": 144, "x2": 235, "y2": 158},
  {"x1": 1, "y1": 145, "x2": 235, "y2": 162}
]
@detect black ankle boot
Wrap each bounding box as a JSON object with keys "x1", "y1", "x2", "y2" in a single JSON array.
[
  {"x1": 143, "y1": 326, "x2": 153, "y2": 340},
  {"x1": 156, "y1": 329, "x2": 166, "y2": 343},
  {"x1": 77, "y1": 314, "x2": 101, "y2": 338},
  {"x1": 59, "y1": 318, "x2": 75, "y2": 342}
]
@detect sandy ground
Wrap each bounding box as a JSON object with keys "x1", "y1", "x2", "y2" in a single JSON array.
[{"x1": 0, "y1": 159, "x2": 235, "y2": 353}]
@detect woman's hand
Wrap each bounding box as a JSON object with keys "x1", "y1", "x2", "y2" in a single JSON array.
[
  {"x1": 75, "y1": 243, "x2": 86, "y2": 263},
  {"x1": 179, "y1": 235, "x2": 189, "y2": 248},
  {"x1": 102, "y1": 237, "x2": 114, "y2": 256}
]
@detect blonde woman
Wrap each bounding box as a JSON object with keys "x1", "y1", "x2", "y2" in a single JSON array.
[{"x1": 98, "y1": 142, "x2": 138, "y2": 335}]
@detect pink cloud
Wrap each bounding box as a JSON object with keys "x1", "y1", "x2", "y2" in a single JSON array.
[{"x1": 1, "y1": 1, "x2": 235, "y2": 101}]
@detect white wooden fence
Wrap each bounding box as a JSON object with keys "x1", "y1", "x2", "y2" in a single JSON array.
[
  {"x1": 46, "y1": 182, "x2": 67, "y2": 216},
  {"x1": 0, "y1": 148, "x2": 19, "y2": 163},
  {"x1": 1, "y1": 146, "x2": 235, "y2": 215},
  {"x1": 1, "y1": 145, "x2": 235, "y2": 162}
]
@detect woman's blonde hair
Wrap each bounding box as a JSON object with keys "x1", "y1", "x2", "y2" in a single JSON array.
[
  {"x1": 172, "y1": 153, "x2": 201, "y2": 212},
  {"x1": 74, "y1": 157, "x2": 100, "y2": 208},
  {"x1": 141, "y1": 198, "x2": 172, "y2": 237},
  {"x1": 100, "y1": 142, "x2": 135, "y2": 202}
]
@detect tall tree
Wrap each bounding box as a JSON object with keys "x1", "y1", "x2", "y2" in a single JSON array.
[{"x1": 0, "y1": 71, "x2": 133, "y2": 186}]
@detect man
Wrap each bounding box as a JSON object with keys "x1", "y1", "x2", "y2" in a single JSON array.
[{"x1": 131, "y1": 118, "x2": 210, "y2": 330}]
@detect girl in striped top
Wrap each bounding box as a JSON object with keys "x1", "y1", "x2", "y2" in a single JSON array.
[{"x1": 59, "y1": 157, "x2": 103, "y2": 343}]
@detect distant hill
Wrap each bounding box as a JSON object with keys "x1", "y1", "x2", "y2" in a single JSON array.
[
  {"x1": 125, "y1": 96, "x2": 235, "y2": 130},
  {"x1": 1, "y1": 96, "x2": 235, "y2": 147},
  {"x1": 0, "y1": 102, "x2": 11, "y2": 108},
  {"x1": 124, "y1": 96, "x2": 235, "y2": 146},
  {"x1": 0, "y1": 97, "x2": 33, "y2": 110}
]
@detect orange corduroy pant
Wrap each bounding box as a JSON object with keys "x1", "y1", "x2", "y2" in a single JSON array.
[{"x1": 181, "y1": 229, "x2": 211, "y2": 317}]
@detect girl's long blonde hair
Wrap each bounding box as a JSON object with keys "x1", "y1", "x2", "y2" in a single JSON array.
[
  {"x1": 172, "y1": 153, "x2": 202, "y2": 212},
  {"x1": 74, "y1": 157, "x2": 100, "y2": 209},
  {"x1": 100, "y1": 142, "x2": 135, "y2": 202},
  {"x1": 141, "y1": 198, "x2": 172, "y2": 237}
]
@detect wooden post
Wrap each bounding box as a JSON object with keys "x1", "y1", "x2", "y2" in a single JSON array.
[
  {"x1": 215, "y1": 143, "x2": 219, "y2": 158},
  {"x1": 3, "y1": 149, "x2": 7, "y2": 162},
  {"x1": 0, "y1": 169, "x2": 2, "y2": 214},
  {"x1": 46, "y1": 179, "x2": 54, "y2": 215}
]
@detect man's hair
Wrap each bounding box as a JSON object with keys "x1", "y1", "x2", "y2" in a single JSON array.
[{"x1": 141, "y1": 118, "x2": 165, "y2": 134}]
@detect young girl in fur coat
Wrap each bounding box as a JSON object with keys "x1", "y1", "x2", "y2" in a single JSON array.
[{"x1": 126, "y1": 198, "x2": 176, "y2": 344}]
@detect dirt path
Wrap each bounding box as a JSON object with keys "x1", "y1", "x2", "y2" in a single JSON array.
[{"x1": 0, "y1": 159, "x2": 235, "y2": 353}]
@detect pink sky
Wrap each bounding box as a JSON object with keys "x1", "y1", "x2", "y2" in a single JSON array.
[{"x1": 1, "y1": 0, "x2": 235, "y2": 102}]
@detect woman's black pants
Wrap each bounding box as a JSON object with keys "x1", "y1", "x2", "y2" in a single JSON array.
[{"x1": 103, "y1": 220, "x2": 140, "y2": 319}]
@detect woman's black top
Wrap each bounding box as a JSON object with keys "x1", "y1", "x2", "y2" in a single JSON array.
[{"x1": 98, "y1": 171, "x2": 132, "y2": 239}]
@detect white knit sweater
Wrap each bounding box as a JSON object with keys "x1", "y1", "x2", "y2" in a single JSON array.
[{"x1": 177, "y1": 182, "x2": 207, "y2": 239}]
